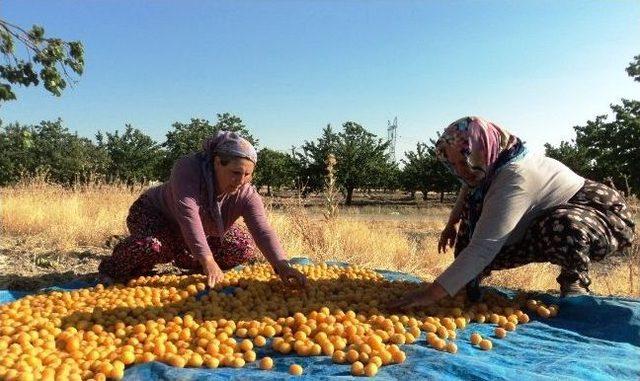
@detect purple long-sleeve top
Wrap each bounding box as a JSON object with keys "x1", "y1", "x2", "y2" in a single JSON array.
[{"x1": 144, "y1": 154, "x2": 286, "y2": 267}]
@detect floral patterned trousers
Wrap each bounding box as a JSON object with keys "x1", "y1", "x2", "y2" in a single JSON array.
[
  {"x1": 455, "y1": 179, "x2": 636, "y2": 293},
  {"x1": 98, "y1": 195, "x2": 257, "y2": 280}
]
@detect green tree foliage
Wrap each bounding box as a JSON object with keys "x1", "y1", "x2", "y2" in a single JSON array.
[
  {"x1": 30, "y1": 119, "x2": 105, "y2": 184},
  {"x1": 574, "y1": 100, "x2": 639, "y2": 194},
  {"x1": 429, "y1": 151, "x2": 459, "y2": 201},
  {"x1": 296, "y1": 122, "x2": 395, "y2": 205},
  {"x1": 400, "y1": 142, "x2": 432, "y2": 199},
  {"x1": 96, "y1": 125, "x2": 162, "y2": 184},
  {"x1": 335, "y1": 122, "x2": 393, "y2": 205},
  {"x1": 0, "y1": 20, "x2": 84, "y2": 104},
  {"x1": 376, "y1": 163, "x2": 401, "y2": 192},
  {"x1": 0, "y1": 121, "x2": 35, "y2": 184},
  {"x1": 625, "y1": 54, "x2": 640, "y2": 82},
  {"x1": 0, "y1": 119, "x2": 104, "y2": 185},
  {"x1": 295, "y1": 125, "x2": 340, "y2": 194},
  {"x1": 400, "y1": 141, "x2": 457, "y2": 202},
  {"x1": 158, "y1": 113, "x2": 257, "y2": 179},
  {"x1": 544, "y1": 140, "x2": 592, "y2": 176},
  {"x1": 253, "y1": 148, "x2": 298, "y2": 195},
  {"x1": 545, "y1": 54, "x2": 640, "y2": 195}
]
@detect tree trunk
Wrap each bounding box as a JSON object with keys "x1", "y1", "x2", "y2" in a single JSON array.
[
  {"x1": 267, "y1": 184, "x2": 272, "y2": 197},
  {"x1": 440, "y1": 191, "x2": 445, "y2": 203},
  {"x1": 346, "y1": 187, "x2": 354, "y2": 205}
]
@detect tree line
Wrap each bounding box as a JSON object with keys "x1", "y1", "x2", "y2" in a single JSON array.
[
  {"x1": 1, "y1": 21, "x2": 638, "y2": 202},
  {"x1": 544, "y1": 54, "x2": 640, "y2": 196},
  {"x1": 0, "y1": 113, "x2": 459, "y2": 205}
]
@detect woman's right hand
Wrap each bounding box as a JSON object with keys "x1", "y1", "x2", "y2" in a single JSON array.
[
  {"x1": 201, "y1": 256, "x2": 224, "y2": 288},
  {"x1": 438, "y1": 223, "x2": 457, "y2": 253}
]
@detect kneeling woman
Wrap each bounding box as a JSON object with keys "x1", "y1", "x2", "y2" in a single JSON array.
[
  {"x1": 392, "y1": 117, "x2": 635, "y2": 309},
  {"x1": 99, "y1": 131, "x2": 307, "y2": 288}
]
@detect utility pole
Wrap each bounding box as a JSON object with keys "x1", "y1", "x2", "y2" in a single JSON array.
[{"x1": 387, "y1": 117, "x2": 398, "y2": 162}]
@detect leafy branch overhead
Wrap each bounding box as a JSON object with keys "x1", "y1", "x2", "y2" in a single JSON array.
[
  {"x1": 0, "y1": 20, "x2": 84, "y2": 104},
  {"x1": 626, "y1": 54, "x2": 640, "y2": 82}
]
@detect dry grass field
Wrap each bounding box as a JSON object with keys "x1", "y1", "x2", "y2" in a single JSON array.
[{"x1": 1, "y1": 179, "x2": 638, "y2": 296}]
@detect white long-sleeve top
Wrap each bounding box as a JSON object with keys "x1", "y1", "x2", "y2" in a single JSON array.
[{"x1": 435, "y1": 154, "x2": 585, "y2": 296}]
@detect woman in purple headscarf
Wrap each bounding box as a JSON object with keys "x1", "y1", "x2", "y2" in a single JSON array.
[
  {"x1": 99, "y1": 131, "x2": 307, "y2": 289},
  {"x1": 391, "y1": 116, "x2": 635, "y2": 309}
]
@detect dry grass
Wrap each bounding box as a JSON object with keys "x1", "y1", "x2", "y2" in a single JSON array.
[
  {"x1": 1, "y1": 179, "x2": 638, "y2": 297},
  {"x1": 268, "y1": 208, "x2": 450, "y2": 277},
  {"x1": 1, "y1": 179, "x2": 140, "y2": 250}
]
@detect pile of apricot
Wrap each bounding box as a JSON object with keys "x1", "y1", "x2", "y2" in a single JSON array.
[{"x1": 0, "y1": 263, "x2": 554, "y2": 380}]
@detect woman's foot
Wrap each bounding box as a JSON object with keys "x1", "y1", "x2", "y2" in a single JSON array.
[
  {"x1": 559, "y1": 280, "x2": 589, "y2": 297},
  {"x1": 557, "y1": 271, "x2": 589, "y2": 297}
]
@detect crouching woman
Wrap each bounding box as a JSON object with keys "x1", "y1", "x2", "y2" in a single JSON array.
[
  {"x1": 99, "y1": 131, "x2": 307, "y2": 289},
  {"x1": 391, "y1": 116, "x2": 635, "y2": 309}
]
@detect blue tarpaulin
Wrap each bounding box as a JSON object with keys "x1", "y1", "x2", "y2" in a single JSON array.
[{"x1": 1, "y1": 259, "x2": 639, "y2": 380}]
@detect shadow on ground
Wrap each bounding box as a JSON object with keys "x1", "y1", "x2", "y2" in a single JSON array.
[{"x1": 0, "y1": 270, "x2": 100, "y2": 291}]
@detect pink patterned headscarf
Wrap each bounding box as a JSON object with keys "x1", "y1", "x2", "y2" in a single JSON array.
[
  {"x1": 435, "y1": 116, "x2": 520, "y2": 183},
  {"x1": 435, "y1": 117, "x2": 526, "y2": 299}
]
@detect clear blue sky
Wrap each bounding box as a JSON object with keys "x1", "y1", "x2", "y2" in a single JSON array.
[{"x1": 2, "y1": 1, "x2": 639, "y2": 158}]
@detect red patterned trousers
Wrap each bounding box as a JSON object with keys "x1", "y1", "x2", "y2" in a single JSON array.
[{"x1": 98, "y1": 195, "x2": 257, "y2": 280}]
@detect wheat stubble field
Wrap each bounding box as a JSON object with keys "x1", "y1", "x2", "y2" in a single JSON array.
[{"x1": 1, "y1": 180, "x2": 638, "y2": 296}]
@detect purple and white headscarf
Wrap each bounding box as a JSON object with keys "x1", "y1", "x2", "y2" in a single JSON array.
[
  {"x1": 200, "y1": 131, "x2": 257, "y2": 240},
  {"x1": 202, "y1": 131, "x2": 257, "y2": 163}
]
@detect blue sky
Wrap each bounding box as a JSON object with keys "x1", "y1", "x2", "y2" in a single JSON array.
[{"x1": 2, "y1": 1, "x2": 639, "y2": 158}]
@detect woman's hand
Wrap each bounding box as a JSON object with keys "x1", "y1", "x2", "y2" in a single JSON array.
[
  {"x1": 388, "y1": 282, "x2": 448, "y2": 310},
  {"x1": 438, "y1": 223, "x2": 458, "y2": 253},
  {"x1": 201, "y1": 255, "x2": 225, "y2": 288},
  {"x1": 274, "y1": 260, "x2": 308, "y2": 289}
]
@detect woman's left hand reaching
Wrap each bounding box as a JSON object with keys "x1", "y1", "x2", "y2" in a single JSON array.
[
  {"x1": 388, "y1": 282, "x2": 448, "y2": 310},
  {"x1": 274, "y1": 260, "x2": 308, "y2": 289}
]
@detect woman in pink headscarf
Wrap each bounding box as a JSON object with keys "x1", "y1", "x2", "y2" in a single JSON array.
[
  {"x1": 391, "y1": 116, "x2": 635, "y2": 309},
  {"x1": 99, "y1": 131, "x2": 307, "y2": 289}
]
